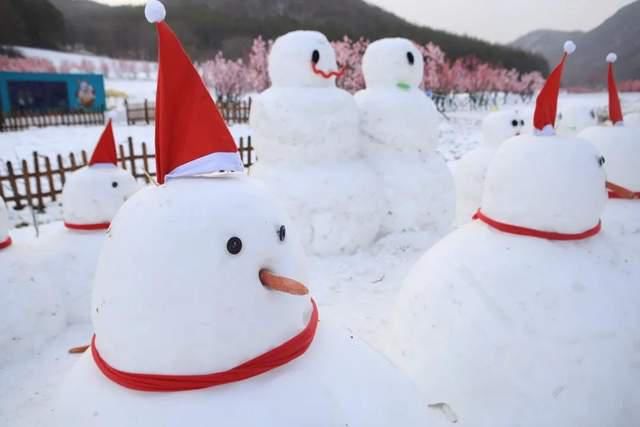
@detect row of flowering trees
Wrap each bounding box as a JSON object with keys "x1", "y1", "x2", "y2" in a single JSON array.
[{"x1": 200, "y1": 36, "x2": 547, "y2": 102}]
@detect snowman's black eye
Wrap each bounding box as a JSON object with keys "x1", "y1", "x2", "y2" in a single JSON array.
[
  {"x1": 111, "y1": 181, "x2": 119, "y2": 188},
  {"x1": 407, "y1": 52, "x2": 415, "y2": 65},
  {"x1": 511, "y1": 119, "x2": 518, "y2": 127},
  {"x1": 278, "y1": 225, "x2": 286, "y2": 242},
  {"x1": 558, "y1": 113, "x2": 563, "y2": 120},
  {"x1": 590, "y1": 110, "x2": 596, "y2": 119},
  {"x1": 226, "y1": 237, "x2": 242, "y2": 255},
  {"x1": 598, "y1": 156, "x2": 606, "y2": 167},
  {"x1": 311, "y1": 50, "x2": 320, "y2": 64},
  {"x1": 520, "y1": 120, "x2": 525, "y2": 126}
]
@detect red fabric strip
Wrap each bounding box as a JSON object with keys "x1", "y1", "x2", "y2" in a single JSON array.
[
  {"x1": 472, "y1": 209, "x2": 601, "y2": 241},
  {"x1": 0, "y1": 236, "x2": 12, "y2": 250},
  {"x1": 91, "y1": 298, "x2": 319, "y2": 392},
  {"x1": 64, "y1": 222, "x2": 110, "y2": 231}
]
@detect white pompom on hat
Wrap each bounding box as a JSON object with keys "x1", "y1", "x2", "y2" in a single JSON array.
[
  {"x1": 606, "y1": 52, "x2": 618, "y2": 63},
  {"x1": 145, "y1": 0, "x2": 166, "y2": 23}
]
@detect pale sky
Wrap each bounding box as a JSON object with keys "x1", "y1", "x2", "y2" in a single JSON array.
[{"x1": 95, "y1": 0, "x2": 635, "y2": 43}]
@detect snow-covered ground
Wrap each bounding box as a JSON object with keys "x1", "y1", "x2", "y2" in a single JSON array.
[{"x1": 1, "y1": 91, "x2": 639, "y2": 425}]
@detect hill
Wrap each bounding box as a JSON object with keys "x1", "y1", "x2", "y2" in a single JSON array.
[
  {"x1": 1, "y1": 0, "x2": 548, "y2": 75},
  {"x1": 511, "y1": 1, "x2": 640, "y2": 86}
]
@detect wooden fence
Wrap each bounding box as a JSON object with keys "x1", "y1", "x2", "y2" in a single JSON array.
[
  {"x1": 0, "y1": 110, "x2": 106, "y2": 133},
  {"x1": 125, "y1": 98, "x2": 252, "y2": 125},
  {"x1": 0, "y1": 136, "x2": 255, "y2": 211}
]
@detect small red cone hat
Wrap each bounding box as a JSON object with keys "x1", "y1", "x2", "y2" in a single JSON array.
[
  {"x1": 533, "y1": 41, "x2": 576, "y2": 135},
  {"x1": 89, "y1": 119, "x2": 118, "y2": 166},
  {"x1": 145, "y1": 0, "x2": 243, "y2": 184},
  {"x1": 606, "y1": 53, "x2": 624, "y2": 125}
]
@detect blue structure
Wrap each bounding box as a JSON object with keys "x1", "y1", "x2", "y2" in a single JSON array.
[{"x1": 0, "y1": 72, "x2": 106, "y2": 114}]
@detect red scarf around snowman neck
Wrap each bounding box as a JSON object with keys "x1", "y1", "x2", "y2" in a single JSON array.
[
  {"x1": 472, "y1": 209, "x2": 601, "y2": 241},
  {"x1": 91, "y1": 299, "x2": 319, "y2": 392},
  {"x1": 64, "y1": 222, "x2": 110, "y2": 231},
  {"x1": 0, "y1": 236, "x2": 12, "y2": 250}
]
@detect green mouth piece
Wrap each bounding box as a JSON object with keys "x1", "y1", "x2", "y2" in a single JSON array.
[{"x1": 396, "y1": 82, "x2": 411, "y2": 91}]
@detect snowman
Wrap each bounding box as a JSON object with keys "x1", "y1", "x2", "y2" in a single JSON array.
[
  {"x1": 0, "y1": 198, "x2": 67, "y2": 367},
  {"x1": 556, "y1": 102, "x2": 598, "y2": 136},
  {"x1": 46, "y1": 6, "x2": 446, "y2": 426},
  {"x1": 35, "y1": 120, "x2": 141, "y2": 324},
  {"x1": 453, "y1": 109, "x2": 526, "y2": 224},
  {"x1": 387, "y1": 42, "x2": 640, "y2": 427},
  {"x1": 249, "y1": 30, "x2": 382, "y2": 255},
  {"x1": 578, "y1": 53, "x2": 640, "y2": 264},
  {"x1": 354, "y1": 38, "x2": 454, "y2": 237}
]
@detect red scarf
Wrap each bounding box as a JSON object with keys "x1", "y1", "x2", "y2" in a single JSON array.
[
  {"x1": 64, "y1": 222, "x2": 110, "y2": 231},
  {"x1": 606, "y1": 181, "x2": 639, "y2": 200},
  {"x1": 91, "y1": 299, "x2": 319, "y2": 392},
  {"x1": 473, "y1": 209, "x2": 601, "y2": 241},
  {"x1": 0, "y1": 236, "x2": 12, "y2": 250}
]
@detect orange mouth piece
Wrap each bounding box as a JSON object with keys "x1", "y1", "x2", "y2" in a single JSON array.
[
  {"x1": 259, "y1": 269, "x2": 309, "y2": 295},
  {"x1": 311, "y1": 62, "x2": 345, "y2": 79},
  {"x1": 606, "y1": 181, "x2": 639, "y2": 199}
]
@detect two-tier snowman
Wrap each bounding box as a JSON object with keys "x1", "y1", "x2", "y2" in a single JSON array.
[
  {"x1": 250, "y1": 30, "x2": 382, "y2": 255},
  {"x1": 36, "y1": 120, "x2": 140, "y2": 323},
  {"x1": 47, "y1": 4, "x2": 448, "y2": 426},
  {"x1": 453, "y1": 109, "x2": 526, "y2": 224},
  {"x1": 354, "y1": 38, "x2": 454, "y2": 237},
  {"x1": 579, "y1": 53, "x2": 640, "y2": 264},
  {"x1": 387, "y1": 41, "x2": 640, "y2": 427},
  {"x1": 556, "y1": 102, "x2": 598, "y2": 136}
]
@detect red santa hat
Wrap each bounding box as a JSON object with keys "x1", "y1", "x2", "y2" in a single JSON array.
[
  {"x1": 606, "y1": 53, "x2": 624, "y2": 125},
  {"x1": 145, "y1": 0, "x2": 243, "y2": 184},
  {"x1": 533, "y1": 41, "x2": 576, "y2": 136},
  {"x1": 89, "y1": 119, "x2": 118, "y2": 166}
]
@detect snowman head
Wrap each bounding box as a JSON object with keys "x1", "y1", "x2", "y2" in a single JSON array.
[
  {"x1": 481, "y1": 110, "x2": 526, "y2": 147},
  {"x1": 556, "y1": 104, "x2": 598, "y2": 135},
  {"x1": 577, "y1": 53, "x2": 640, "y2": 194},
  {"x1": 92, "y1": 176, "x2": 312, "y2": 374},
  {"x1": 481, "y1": 134, "x2": 606, "y2": 233},
  {"x1": 0, "y1": 199, "x2": 10, "y2": 249},
  {"x1": 62, "y1": 165, "x2": 141, "y2": 228},
  {"x1": 269, "y1": 30, "x2": 342, "y2": 88},
  {"x1": 362, "y1": 38, "x2": 423, "y2": 90}
]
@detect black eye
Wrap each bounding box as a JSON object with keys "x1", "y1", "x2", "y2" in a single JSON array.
[
  {"x1": 590, "y1": 110, "x2": 596, "y2": 119},
  {"x1": 598, "y1": 156, "x2": 605, "y2": 167},
  {"x1": 311, "y1": 50, "x2": 320, "y2": 64},
  {"x1": 278, "y1": 225, "x2": 286, "y2": 242},
  {"x1": 520, "y1": 120, "x2": 525, "y2": 126},
  {"x1": 558, "y1": 113, "x2": 563, "y2": 120},
  {"x1": 226, "y1": 237, "x2": 242, "y2": 255},
  {"x1": 511, "y1": 119, "x2": 518, "y2": 127},
  {"x1": 406, "y1": 51, "x2": 414, "y2": 65},
  {"x1": 111, "y1": 181, "x2": 118, "y2": 188}
]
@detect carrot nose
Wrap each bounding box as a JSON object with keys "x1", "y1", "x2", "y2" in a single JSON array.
[
  {"x1": 606, "y1": 181, "x2": 637, "y2": 199},
  {"x1": 259, "y1": 269, "x2": 309, "y2": 296}
]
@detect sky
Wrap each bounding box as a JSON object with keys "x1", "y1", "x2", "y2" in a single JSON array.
[{"x1": 95, "y1": 0, "x2": 635, "y2": 44}]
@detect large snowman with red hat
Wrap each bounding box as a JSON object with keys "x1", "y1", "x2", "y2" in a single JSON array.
[
  {"x1": 0, "y1": 198, "x2": 10, "y2": 251},
  {"x1": 46, "y1": 4, "x2": 447, "y2": 426},
  {"x1": 453, "y1": 109, "x2": 527, "y2": 224},
  {"x1": 249, "y1": 30, "x2": 382, "y2": 255},
  {"x1": 579, "y1": 53, "x2": 640, "y2": 266},
  {"x1": 34, "y1": 122, "x2": 140, "y2": 324},
  {"x1": 354, "y1": 37, "x2": 454, "y2": 238},
  {"x1": 386, "y1": 41, "x2": 640, "y2": 426}
]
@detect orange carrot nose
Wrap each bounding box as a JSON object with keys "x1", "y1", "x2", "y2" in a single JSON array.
[
  {"x1": 606, "y1": 181, "x2": 637, "y2": 199},
  {"x1": 259, "y1": 270, "x2": 309, "y2": 296}
]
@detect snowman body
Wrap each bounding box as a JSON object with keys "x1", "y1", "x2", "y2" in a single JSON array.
[
  {"x1": 626, "y1": 112, "x2": 640, "y2": 127},
  {"x1": 453, "y1": 110, "x2": 526, "y2": 225},
  {"x1": 38, "y1": 165, "x2": 140, "y2": 323},
  {"x1": 579, "y1": 125, "x2": 640, "y2": 263},
  {"x1": 388, "y1": 135, "x2": 640, "y2": 426},
  {"x1": 250, "y1": 31, "x2": 382, "y2": 255},
  {"x1": 49, "y1": 177, "x2": 443, "y2": 427},
  {"x1": 0, "y1": 200, "x2": 9, "y2": 247},
  {"x1": 355, "y1": 38, "x2": 453, "y2": 236}
]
